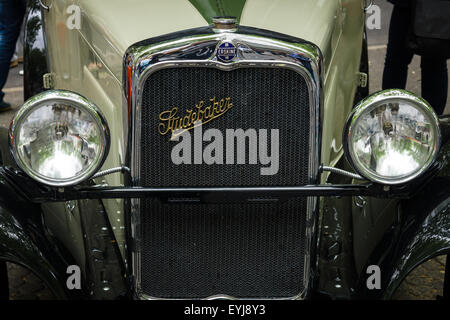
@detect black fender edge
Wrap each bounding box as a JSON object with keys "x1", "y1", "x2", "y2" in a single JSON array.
[
  {"x1": 356, "y1": 134, "x2": 450, "y2": 299},
  {"x1": 0, "y1": 127, "x2": 85, "y2": 299},
  {"x1": 24, "y1": 0, "x2": 50, "y2": 100}
]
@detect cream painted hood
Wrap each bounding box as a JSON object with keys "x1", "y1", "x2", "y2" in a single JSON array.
[{"x1": 76, "y1": 0, "x2": 340, "y2": 81}]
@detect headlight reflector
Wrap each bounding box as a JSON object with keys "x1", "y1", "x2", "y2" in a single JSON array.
[
  {"x1": 344, "y1": 90, "x2": 441, "y2": 184},
  {"x1": 9, "y1": 90, "x2": 110, "y2": 186}
]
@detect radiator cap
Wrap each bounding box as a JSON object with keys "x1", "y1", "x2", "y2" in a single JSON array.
[{"x1": 212, "y1": 16, "x2": 237, "y2": 32}]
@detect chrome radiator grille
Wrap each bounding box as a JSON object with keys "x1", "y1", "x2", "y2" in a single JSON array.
[
  {"x1": 136, "y1": 66, "x2": 312, "y2": 298},
  {"x1": 125, "y1": 28, "x2": 322, "y2": 300}
]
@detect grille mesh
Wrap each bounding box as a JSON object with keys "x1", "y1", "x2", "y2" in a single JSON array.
[
  {"x1": 140, "y1": 198, "x2": 307, "y2": 298},
  {"x1": 140, "y1": 67, "x2": 310, "y2": 187},
  {"x1": 138, "y1": 67, "x2": 311, "y2": 298}
]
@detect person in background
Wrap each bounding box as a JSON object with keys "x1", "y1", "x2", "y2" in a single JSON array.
[
  {"x1": 383, "y1": 0, "x2": 448, "y2": 115},
  {"x1": 11, "y1": 42, "x2": 24, "y2": 69},
  {"x1": 0, "y1": 0, "x2": 26, "y2": 112}
]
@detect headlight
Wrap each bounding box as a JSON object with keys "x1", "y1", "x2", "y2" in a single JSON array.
[
  {"x1": 9, "y1": 90, "x2": 110, "y2": 187},
  {"x1": 344, "y1": 89, "x2": 441, "y2": 185}
]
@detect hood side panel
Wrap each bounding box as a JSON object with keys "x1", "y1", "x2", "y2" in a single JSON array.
[
  {"x1": 78, "y1": 0, "x2": 208, "y2": 54},
  {"x1": 241, "y1": 0, "x2": 339, "y2": 52}
]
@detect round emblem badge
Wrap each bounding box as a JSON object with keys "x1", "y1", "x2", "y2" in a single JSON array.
[{"x1": 217, "y1": 42, "x2": 237, "y2": 62}]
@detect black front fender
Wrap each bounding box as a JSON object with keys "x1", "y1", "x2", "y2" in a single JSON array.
[
  {"x1": 380, "y1": 119, "x2": 450, "y2": 299},
  {"x1": 357, "y1": 134, "x2": 450, "y2": 299},
  {"x1": 0, "y1": 127, "x2": 84, "y2": 299},
  {"x1": 383, "y1": 185, "x2": 450, "y2": 299},
  {"x1": 0, "y1": 176, "x2": 74, "y2": 299},
  {"x1": 355, "y1": 177, "x2": 450, "y2": 299}
]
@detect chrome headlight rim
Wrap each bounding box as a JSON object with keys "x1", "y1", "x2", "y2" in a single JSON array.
[
  {"x1": 9, "y1": 90, "x2": 110, "y2": 187},
  {"x1": 343, "y1": 89, "x2": 441, "y2": 185}
]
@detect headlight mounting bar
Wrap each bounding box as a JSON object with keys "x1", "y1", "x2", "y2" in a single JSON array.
[{"x1": 1, "y1": 162, "x2": 442, "y2": 204}]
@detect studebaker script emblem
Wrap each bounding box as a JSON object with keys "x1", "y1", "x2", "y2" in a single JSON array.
[{"x1": 158, "y1": 97, "x2": 233, "y2": 140}]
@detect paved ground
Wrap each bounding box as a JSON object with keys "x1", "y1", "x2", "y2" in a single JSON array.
[
  {"x1": 1, "y1": 1, "x2": 448, "y2": 300},
  {"x1": 392, "y1": 256, "x2": 447, "y2": 300},
  {"x1": 6, "y1": 263, "x2": 54, "y2": 300}
]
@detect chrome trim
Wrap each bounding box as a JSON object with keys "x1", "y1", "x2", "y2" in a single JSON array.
[
  {"x1": 212, "y1": 17, "x2": 237, "y2": 32},
  {"x1": 124, "y1": 28, "x2": 323, "y2": 300},
  {"x1": 343, "y1": 89, "x2": 442, "y2": 185},
  {"x1": 91, "y1": 165, "x2": 130, "y2": 179},
  {"x1": 138, "y1": 292, "x2": 305, "y2": 301},
  {"x1": 39, "y1": 0, "x2": 51, "y2": 11},
  {"x1": 364, "y1": 0, "x2": 373, "y2": 12},
  {"x1": 354, "y1": 196, "x2": 367, "y2": 208},
  {"x1": 212, "y1": 17, "x2": 237, "y2": 25},
  {"x1": 321, "y1": 165, "x2": 364, "y2": 181},
  {"x1": 9, "y1": 90, "x2": 111, "y2": 187}
]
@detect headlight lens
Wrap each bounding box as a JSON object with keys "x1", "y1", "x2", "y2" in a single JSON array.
[
  {"x1": 9, "y1": 90, "x2": 110, "y2": 186},
  {"x1": 344, "y1": 90, "x2": 441, "y2": 184}
]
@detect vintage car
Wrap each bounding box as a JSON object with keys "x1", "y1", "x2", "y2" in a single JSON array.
[{"x1": 0, "y1": 0, "x2": 449, "y2": 300}]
